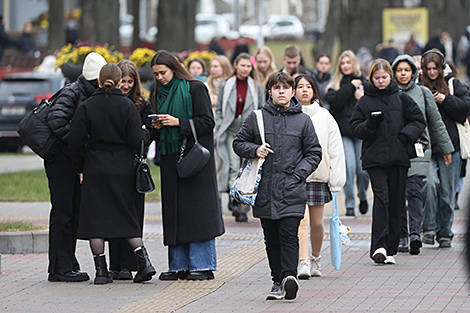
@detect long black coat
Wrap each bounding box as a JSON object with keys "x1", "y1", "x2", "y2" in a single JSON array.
[
  {"x1": 157, "y1": 80, "x2": 224, "y2": 246},
  {"x1": 350, "y1": 80, "x2": 426, "y2": 169},
  {"x1": 233, "y1": 98, "x2": 322, "y2": 220},
  {"x1": 69, "y1": 88, "x2": 144, "y2": 239}
]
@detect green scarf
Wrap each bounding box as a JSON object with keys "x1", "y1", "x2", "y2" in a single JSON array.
[{"x1": 156, "y1": 77, "x2": 193, "y2": 155}]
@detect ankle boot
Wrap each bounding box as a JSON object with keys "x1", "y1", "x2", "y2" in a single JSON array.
[
  {"x1": 133, "y1": 246, "x2": 156, "y2": 283},
  {"x1": 93, "y1": 255, "x2": 113, "y2": 285}
]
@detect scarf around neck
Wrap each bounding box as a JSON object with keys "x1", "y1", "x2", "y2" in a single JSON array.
[{"x1": 156, "y1": 77, "x2": 193, "y2": 155}]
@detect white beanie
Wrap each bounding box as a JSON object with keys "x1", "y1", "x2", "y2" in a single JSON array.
[{"x1": 82, "y1": 52, "x2": 107, "y2": 80}]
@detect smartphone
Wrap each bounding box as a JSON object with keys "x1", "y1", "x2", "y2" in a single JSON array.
[
  {"x1": 148, "y1": 114, "x2": 159, "y2": 120},
  {"x1": 371, "y1": 111, "x2": 382, "y2": 117},
  {"x1": 431, "y1": 90, "x2": 438, "y2": 94},
  {"x1": 356, "y1": 85, "x2": 364, "y2": 92}
]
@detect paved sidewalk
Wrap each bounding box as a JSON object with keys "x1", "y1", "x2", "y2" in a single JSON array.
[{"x1": 1, "y1": 200, "x2": 469, "y2": 313}]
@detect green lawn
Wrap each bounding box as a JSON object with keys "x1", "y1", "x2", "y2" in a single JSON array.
[
  {"x1": 0, "y1": 163, "x2": 161, "y2": 202},
  {"x1": 0, "y1": 222, "x2": 47, "y2": 232}
]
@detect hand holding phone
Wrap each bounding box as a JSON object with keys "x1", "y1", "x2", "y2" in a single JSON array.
[
  {"x1": 148, "y1": 114, "x2": 159, "y2": 120},
  {"x1": 371, "y1": 111, "x2": 382, "y2": 117}
]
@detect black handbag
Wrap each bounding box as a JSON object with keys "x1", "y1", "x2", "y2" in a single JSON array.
[
  {"x1": 17, "y1": 87, "x2": 65, "y2": 161},
  {"x1": 176, "y1": 119, "x2": 210, "y2": 179},
  {"x1": 136, "y1": 139, "x2": 155, "y2": 193}
]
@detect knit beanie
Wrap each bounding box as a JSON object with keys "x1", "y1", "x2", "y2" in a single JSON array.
[{"x1": 82, "y1": 52, "x2": 107, "y2": 80}]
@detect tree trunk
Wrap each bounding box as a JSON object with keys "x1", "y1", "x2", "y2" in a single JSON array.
[
  {"x1": 156, "y1": 0, "x2": 196, "y2": 52},
  {"x1": 425, "y1": 0, "x2": 470, "y2": 41},
  {"x1": 48, "y1": 0, "x2": 65, "y2": 52},
  {"x1": 128, "y1": 0, "x2": 141, "y2": 50},
  {"x1": 312, "y1": 0, "x2": 341, "y2": 59},
  {"x1": 80, "y1": 0, "x2": 120, "y2": 48}
]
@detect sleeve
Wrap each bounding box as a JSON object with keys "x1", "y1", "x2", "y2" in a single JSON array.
[
  {"x1": 215, "y1": 81, "x2": 225, "y2": 130},
  {"x1": 325, "y1": 82, "x2": 355, "y2": 112},
  {"x1": 440, "y1": 78, "x2": 470, "y2": 124},
  {"x1": 422, "y1": 87, "x2": 454, "y2": 155},
  {"x1": 399, "y1": 93, "x2": 426, "y2": 143},
  {"x1": 232, "y1": 112, "x2": 260, "y2": 159},
  {"x1": 350, "y1": 99, "x2": 377, "y2": 139},
  {"x1": 139, "y1": 100, "x2": 153, "y2": 130},
  {"x1": 47, "y1": 88, "x2": 78, "y2": 144},
  {"x1": 327, "y1": 114, "x2": 346, "y2": 191},
  {"x1": 179, "y1": 82, "x2": 215, "y2": 139},
  {"x1": 294, "y1": 118, "x2": 322, "y2": 180},
  {"x1": 68, "y1": 104, "x2": 88, "y2": 173},
  {"x1": 126, "y1": 103, "x2": 145, "y2": 150}
]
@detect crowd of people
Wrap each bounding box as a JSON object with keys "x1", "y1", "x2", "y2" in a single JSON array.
[{"x1": 41, "y1": 31, "x2": 470, "y2": 303}]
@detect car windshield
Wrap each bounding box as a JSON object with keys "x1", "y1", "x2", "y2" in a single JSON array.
[{"x1": 0, "y1": 79, "x2": 53, "y2": 97}]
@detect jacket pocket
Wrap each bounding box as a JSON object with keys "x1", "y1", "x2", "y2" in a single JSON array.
[{"x1": 282, "y1": 175, "x2": 306, "y2": 205}]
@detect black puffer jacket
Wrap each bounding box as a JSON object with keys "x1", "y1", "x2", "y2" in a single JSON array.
[
  {"x1": 350, "y1": 80, "x2": 426, "y2": 169},
  {"x1": 48, "y1": 74, "x2": 96, "y2": 145},
  {"x1": 233, "y1": 97, "x2": 322, "y2": 220},
  {"x1": 433, "y1": 75, "x2": 470, "y2": 155},
  {"x1": 326, "y1": 74, "x2": 366, "y2": 137}
]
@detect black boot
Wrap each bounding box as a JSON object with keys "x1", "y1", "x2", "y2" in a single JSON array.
[
  {"x1": 93, "y1": 255, "x2": 113, "y2": 285},
  {"x1": 133, "y1": 246, "x2": 156, "y2": 283},
  {"x1": 455, "y1": 193, "x2": 460, "y2": 210}
]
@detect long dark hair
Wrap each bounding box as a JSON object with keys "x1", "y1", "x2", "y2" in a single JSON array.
[
  {"x1": 117, "y1": 59, "x2": 146, "y2": 110},
  {"x1": 420, "y1": 50, "x2": 449, "y2": 95},
  {"x1": 231, "y1": 52, "x2": 257, "y2": 81},
  {"x1": 294, "y1": 74, "x2": 322, "y2": 106},
  {"x1": 151, "y1": 50, "x2": 195, "y2": 111}
]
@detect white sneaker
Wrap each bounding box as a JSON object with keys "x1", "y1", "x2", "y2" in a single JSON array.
[
  {"x1": 281, "y1": 275, "x2": 299, "y2": 300},
  {"x1": 384, "y1": 256, "x2": 396, "y2": 264},
  {"x1": 310, "y1": 255, "x2": 322, "y2": 277},
  {"x1": 372, "y1": 248, "x2": 387, "y2": 264},
  {"x1": 297, "y1": 259, "x2": 310, "y2": 280}
]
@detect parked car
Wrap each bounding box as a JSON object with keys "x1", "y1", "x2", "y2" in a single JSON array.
[
  {"x1": 239, "y1": 15, "x2": 304, "y2": 41},
  {"x1": 195, "y1": 14, "x2": 239, "y2": 44},
  {"x1": 0, "y1": 72, "x2": 65, "y2": 151}
]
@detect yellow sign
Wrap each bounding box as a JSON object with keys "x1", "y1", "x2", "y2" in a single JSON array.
[{"x1": 383, "y1": 7, "x2": 428, "y2": 47}]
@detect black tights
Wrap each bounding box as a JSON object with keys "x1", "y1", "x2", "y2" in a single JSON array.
[{"x1": 90, "y1": 238, "x2": 143, "y2": 255}]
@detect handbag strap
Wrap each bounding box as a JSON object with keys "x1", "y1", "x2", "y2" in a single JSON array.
[
  {"x1": 179, "y1": 119, "x2": 198, "y2": 162},
  {"x1": 254, "y1": 110, "x2": 266, "y2": 145},
  {"x1": 332, "y1": 192, "x2": 338, "y2": 215}
]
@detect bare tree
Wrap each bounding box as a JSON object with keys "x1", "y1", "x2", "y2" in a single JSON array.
[
  {"x1": 80, "y1": 0, "x2": 120, "y2": 48},
  {"x1": 156, "y1": 0, "x2": 196, "y2": 52},
  {"x1": 48, "y1": 0, "x2": 64, "y2": 52},
  {"x1": 127, "y1": 0, "x2": 141, "y2": 50}
]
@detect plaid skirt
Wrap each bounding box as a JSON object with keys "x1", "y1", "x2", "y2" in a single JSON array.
[{"x1": 306, "y1": 182, "x2": 332, "y2": 206}]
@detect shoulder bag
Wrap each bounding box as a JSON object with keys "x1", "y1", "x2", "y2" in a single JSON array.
[
  {"x1": 449, "y1": 77, "x2": 470, "y2": 159},
  {"x1": 136, "y1": 139, "x2": 155, "y2": 193},
  {"x1": 329, "y1": 192, "x2": 341, "y2": 270},
  {"x1": 230, "y1": 110, "x2": 265, "y2": 206},
  {"x1": 17, "y1": 87, "x2": 65, "y2": 161},
  {"x1": 176, "y1": 119, "x2": 211, "y2": 179}
]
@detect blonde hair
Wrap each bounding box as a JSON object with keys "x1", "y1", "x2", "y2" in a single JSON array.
[
  {"x1": 206, "y1": 55, "x2": 232, "y2": 96},
  {"x1": 327, "y1": 50, "x2": 362, "y2": 90},
  {"x1": 255, "y1": 46, "x2": 276, "y2": 88},
  {"x1": 368, "y1": 58, "x2": 393, "y2": 88}
]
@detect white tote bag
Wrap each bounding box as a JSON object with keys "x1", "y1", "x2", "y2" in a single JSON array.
[
  {"x1": 230, "y1": 110, "x2": 265, "y2": 206},
  {"x1": 449, "y1": 77, "x2": 470, "y2": 159}
]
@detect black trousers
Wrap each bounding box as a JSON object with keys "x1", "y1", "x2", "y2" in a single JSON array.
[
  {"x1": 45, "y1": 150, "x2": 81, "y2": 274},
  {"x1": 109, "y1": 192, "x2": 145, "y2": 271},
  {"x1": 401, "y1": 175, "x2": 425, "y2": 237},
  {"x1": 260, "y1": 217, "x2": 301, "y2": 283},
  {"x1": 368, "y1": 166, "x2": 407, "y2": 258}
]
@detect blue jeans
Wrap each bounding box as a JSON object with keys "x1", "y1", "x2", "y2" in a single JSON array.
[
  {"x1": 168, "y1": 239, "x2": 217, "y2": 272},
  {"x1": 422, "y1": 151, "x2": 461, "y2": 240},
  {"x1": 342, "y1": 136, "x2": 369, "y2": 208}
]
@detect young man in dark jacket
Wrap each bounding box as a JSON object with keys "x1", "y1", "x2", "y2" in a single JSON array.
[
  {"x1": 233, "y1": 72, "x2": 322, "y2": 301},
  {"x1": 45, "y1": 52, "x2": 107, "y2": 282}
]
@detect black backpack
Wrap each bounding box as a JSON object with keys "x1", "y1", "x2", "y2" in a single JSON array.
[{"x1": 17, "y1": 87, "x2": 65, "y2": 161}]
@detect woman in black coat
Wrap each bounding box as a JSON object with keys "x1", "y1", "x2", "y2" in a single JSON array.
[
  {"x1": 69, "y1": 64, "x2": 156, "y2": 285},
  {"x1": 151, "y1": 50, "x2": 224, "y2": 281},
  {"x1": 350, "y1": 59, "x2": 425, "y2": 265},
  {"x1": 326, "y1": 50, "x2": 369, "y2": 217},
  {"x1": 107, "y1": 60, "x2": 154, "y2": 281}
]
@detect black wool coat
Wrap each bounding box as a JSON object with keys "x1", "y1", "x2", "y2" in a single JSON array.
[
  {"x1": 69, "y1": 88, "x2": 144, "y2": 239},
  {"x1": 350, "y1": 80, "x2": 426, "y2": 170},
  {"x1": 157, "y1": 80, "x2": 224, "y2": 246},
  {"x1": 233, "y1": 98, "x2": 322, "y2": 220}
]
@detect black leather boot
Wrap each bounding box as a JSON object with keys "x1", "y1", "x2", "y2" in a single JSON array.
[
  {"x1": 93, "y1": 255, "x2": 113, "y2": 285},
  {"x1": 133, "y1": 246, "x2": 156, "y2": 283}
]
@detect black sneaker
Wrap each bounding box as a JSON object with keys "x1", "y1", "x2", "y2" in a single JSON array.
[
  {"x1": 346, "y1": 208, "x2": 355, "y2": 217},
  {"x1": 359, "y1": 200, "x2": 368, "y2": 214},
  {"x1": 398, "y1": 237, "x2": 409, "y2": 253},
  {"x1": 266, "y1": 282, "x2": 283, "y2": 300},
  {"x1": 235, "y1": 212, "x2": 248, "y2": 222},
  {"x1": 409, "y1": 234, "x2": 422, "y2": 255},
  {"x1": 282, "y1": 276, "x2": 299, "y2": 300},
  {"x1": 438, "y1": 238, "x2": 452, "y2": 248},
  {"x1": 422, "y1": 233, "x2": 435, "y2": 245}
]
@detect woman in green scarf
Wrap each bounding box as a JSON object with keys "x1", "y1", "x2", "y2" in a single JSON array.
[{"x1": 151, "y1": 50, "x2": 224, "y2": 281}]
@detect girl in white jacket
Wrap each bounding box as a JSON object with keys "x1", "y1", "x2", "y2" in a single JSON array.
[{"x1": 294, "y1": 74, "x2": 346, "y2": 278}]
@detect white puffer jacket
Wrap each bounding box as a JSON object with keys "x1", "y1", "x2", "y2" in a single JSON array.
[{"x1": 302, "y1": 100, "x2": 346, "y2": 191}]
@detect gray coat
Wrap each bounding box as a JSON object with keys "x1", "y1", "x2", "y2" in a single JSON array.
[
  {"x1": 392, "y1": 55, "x2": 454, "y2": 177},
  {"x1": 215, "y1": 76, "x2": 264, "y2": 192},
  {"x1": 233, "y1": 98, "x2": 322, "y2": 220}
]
